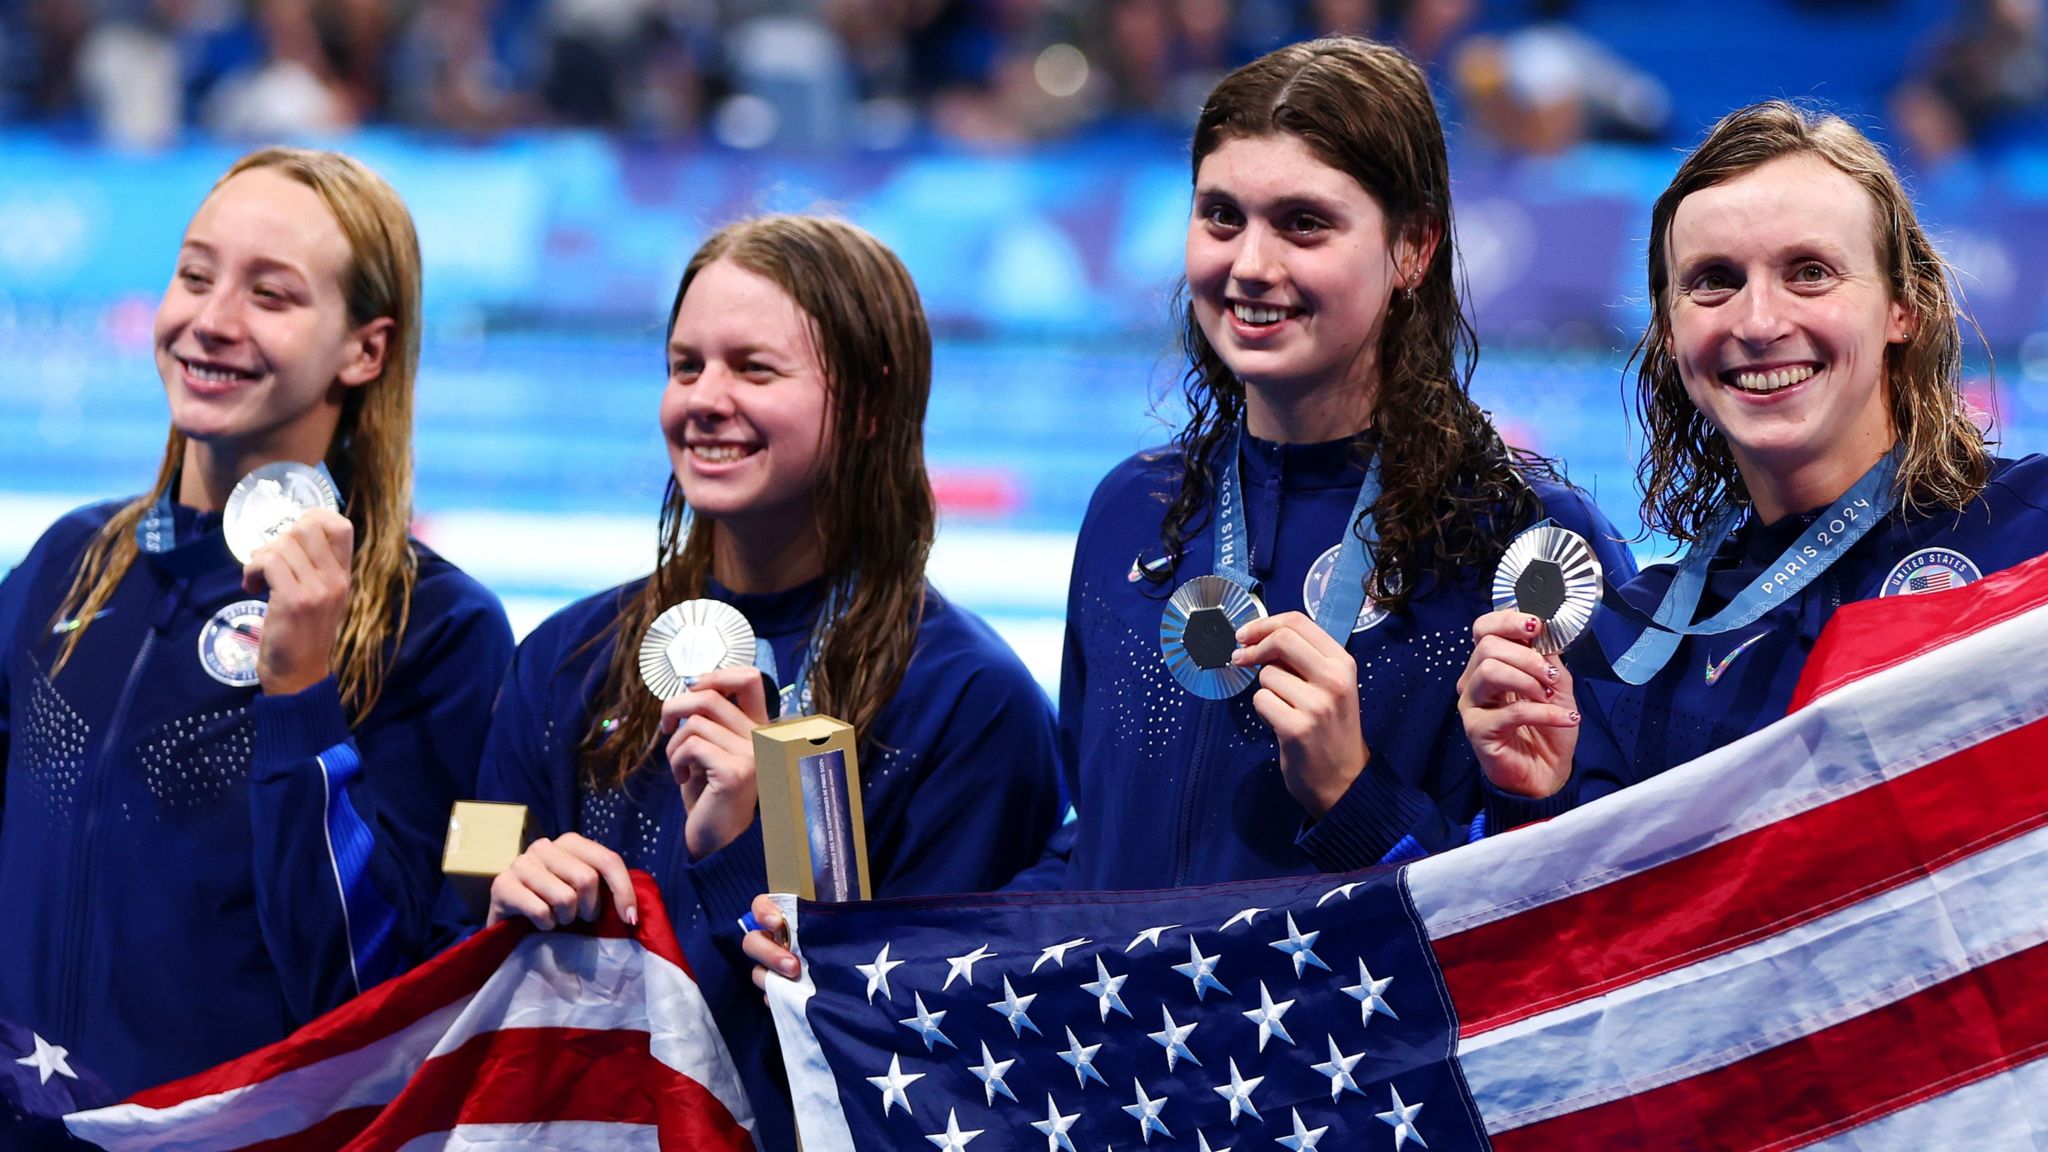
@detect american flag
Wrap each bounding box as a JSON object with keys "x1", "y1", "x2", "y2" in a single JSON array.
[
  {"x1": 62, "y1": 873, "x2": 754, "y2": 1151},
  {"x1": 768, "y1": 549, "x2": 2048, "y2": 1151}
]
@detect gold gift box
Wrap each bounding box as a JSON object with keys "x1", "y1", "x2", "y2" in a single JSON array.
[
  {"x1": 752, "y1": 714, "x2": 871, "y2": 901},
  {"x1": 441, "y1": 800, "x2": 537, "y2": 915}
]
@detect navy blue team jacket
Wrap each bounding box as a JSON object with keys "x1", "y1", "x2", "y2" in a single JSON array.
[
  {"x1": 0, "y1": 498, "x2": 512, "y2": 1094},
  {"x1": 1025, "y1": 431, "x2": 1636, "y2": 891},
  {"x1": 470, "y1": 575, "x2": 1062, "y2": 1151},
  {"x1": 1486, "y1": 454, "x2": 2048, "y2": 832}
]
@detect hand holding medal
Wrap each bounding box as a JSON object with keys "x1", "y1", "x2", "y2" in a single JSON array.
[
  {"x1": 640, "y1": 601, "x2": 774, "y2": 860},
  {"x1": 228, "y1": 462, "x2": 353, "y2": 697},
  {"x1": 1457, "y1": 525, "x2": 1603, "y2": 800}
]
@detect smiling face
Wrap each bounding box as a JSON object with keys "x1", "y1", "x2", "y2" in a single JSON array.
[
  {"x1": 1185, "y1": 132, "x2": 1422, "y2": 440},
  {"x1": 156, "y1": 167, "x2": 386, "y2": 494},
  {"x1": 659, "y1": 257, "x2": 833, "y2": 534},
  {"x1": 1664, "y1": 152, "x2": 1913, "y2": 520}
]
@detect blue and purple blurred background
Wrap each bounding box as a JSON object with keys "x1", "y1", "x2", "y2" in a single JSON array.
[{"x1": 3, "y1": 0, "x2": 2046, "y2": 688}]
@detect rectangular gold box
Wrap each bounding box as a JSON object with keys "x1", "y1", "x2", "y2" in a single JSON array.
[
  {"x1": 442, "y1": 800, "x2": 537, "y2": 914},
  {"x1": 753, "y1": 714, "x2": 870, "y2": 901}
]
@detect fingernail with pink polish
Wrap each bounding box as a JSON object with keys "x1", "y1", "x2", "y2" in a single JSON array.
[
  {"x1": 1524, "y1": 618, "x2": 1540, "y2": 634},
  {"x1": 1567, "y1": 710, "x2": 1580, "y2": 724}
]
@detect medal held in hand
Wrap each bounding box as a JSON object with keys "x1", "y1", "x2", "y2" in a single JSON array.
[
  {"x1": 223, "y1": 462, "x2": 341, "y2": 564},
  {"x1": 639, "y1": 599, "x2": 757, "y2": 699},
  {"x1": 1493, "y1": 524, "x2": 1603, "y2": 655},
  {"x1": 1161, "y1": 575, "x2": 1268, "y2": 699}
]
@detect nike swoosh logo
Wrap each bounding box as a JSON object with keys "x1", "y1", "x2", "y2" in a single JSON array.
[
  {"x1": 1127, "y1": 553, "x2": 1172, "y2": 582},
  {"x1": 51, "y1": 609, "x2": 114, "y2": 635},
  {"x1": 1704, "y1": 632, "x2": 1769, "y2": 686}
]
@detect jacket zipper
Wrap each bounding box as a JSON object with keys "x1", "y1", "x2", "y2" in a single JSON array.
[
  {"x1": 56, "y1": 625, "x2": 157, "y2": 1044},
  {"x1": 1171, "y1": 701, "x2": 1217, "y2": 887}
]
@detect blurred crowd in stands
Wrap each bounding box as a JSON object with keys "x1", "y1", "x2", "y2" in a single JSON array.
[{"x1": 1, "y1": 0, "x2": 2042, "y2": 160}]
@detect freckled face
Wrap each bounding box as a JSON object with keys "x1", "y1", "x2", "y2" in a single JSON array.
[
  {"x1": 659, "y1": 258, "x2": 833, "y2": 530},
  {"x1": 1185, "y1": 133, "x2": 1416, "y2": 410},
  {"x1": 1665, "y1": 153, "x2": 1912, "y2": 505}
]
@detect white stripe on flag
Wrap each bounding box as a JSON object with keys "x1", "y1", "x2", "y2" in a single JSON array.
[
  {"x1": 394, "y1": 1120, "x2": 664, "y2": 1150},
  {"x1": 1802, "y1": 1052, "x2": 2048, "y2": 1150},
  {"x1": 66, "y1": 997, "x2": 473, "y2": 1152},
  {"x1": 1461, "y1": 819, "x2": 2048, "y2": 1132},
  {"x1": 1409, "y1": 599, "x2": 2048, "y2": 939},
  {"x1": 764, "y1": 895, "x2": 859, "y2": 1152},
  {"x1": 69, "y1": 930, "x2": 752, "y2": 1150}
]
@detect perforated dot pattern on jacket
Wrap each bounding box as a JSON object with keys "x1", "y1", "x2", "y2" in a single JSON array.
[
  {"x1": 21, "y1": 671, "x2": 90, "y2": 820},
  {"x1": 139, "y1": 706, "x2": 253, "y2": 811}
]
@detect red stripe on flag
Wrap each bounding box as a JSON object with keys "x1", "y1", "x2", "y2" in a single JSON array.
[
  {"x1": 343, "y1": 1026, "x2": 751, "y2": 1151},
  {"x1": 1439, "y1": 717, "x2": 2048, "y2": 1036},
  {"x1": 233, "y1": 1105, "x2": 383, "y2": 1152},
  {"x1": 1790, "y1": 549, "x2": 2048, "y2": 712},
  {"x1": 1493, "y1": 937, "x2": 2048, "y2": 1151},
  {"x1": 128, "y1": 872, "x2": 686, "y2": 1109}
]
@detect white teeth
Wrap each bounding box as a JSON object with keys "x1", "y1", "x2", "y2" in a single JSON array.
[
  {"x1": 186, "y1": 362, "x2": 253, "y2": 383},
  {"x1": 1730, "y1": 365, "x2": 1817, "y2": 394},
  {"x1": 692, "y1": 444, "x2": 754, "y2": 463},
  {"x1": 1232, "y1": 303, "x2": 1290, "y2": 325}
]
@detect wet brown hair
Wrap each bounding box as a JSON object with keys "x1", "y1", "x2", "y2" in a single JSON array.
[
  {"x1": 52, "y1": 147, "x2": 423, "y2": 720},
  {"x1": 1630, "y1": 100, "x2": 1987, "y2": 540},
  {"x1": 1158, "y1": 35, "x2": 1544, "y2": 610},
  {"x1": 580, "y1": 215, "x2": 936, "y2": 791}
]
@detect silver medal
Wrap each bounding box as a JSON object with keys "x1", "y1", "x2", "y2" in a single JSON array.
[
  {"x1": 1493, "y1": 525, "x2": 1603, "y2": 655},
  {"x1": 638, "y1": 599, "x2": 757, "y2": 700},
  {"x1": 1160, "y1": 575, "x2": 1268, "y2": 699},
  {"x1": 223, "y1": 462, "x2": 340, "y2": 564}
]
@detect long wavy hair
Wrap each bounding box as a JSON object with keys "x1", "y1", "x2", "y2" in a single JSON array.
[
  {"x1": 1630, "y1": 100, "x2": 1988, "y2": 541},
  {"x1": 579, "y1": 215, "x2": 936, "y2": 792},
  {"x1": 1157, "y1": 36, "x2": 1543, "y2": 610},
  {"x1": 51, "y1": 147, "x2": 423, "y2": 721}
]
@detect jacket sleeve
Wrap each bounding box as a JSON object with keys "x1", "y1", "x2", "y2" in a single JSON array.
[
  {"x1": 1296, "y1": 703, "x2": 1474, "y2": 870},
  {"x1": 247, "y1": 569, "x2": 513, "y2": 1023}
]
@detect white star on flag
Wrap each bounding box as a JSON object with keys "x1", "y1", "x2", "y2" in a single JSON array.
[
  {"x1": 857, "y1": 942, "x2": 905, "y2": 1004},
  {"x1": 1241, "y1": 981, "x2": 1296, "y2": 1051},
  {"x1": 1033, "y1": 937, "x2": 1091, "y2": 971},
  {"x1": 987, "y1": 975, "x2": 1042, "y2": 1037},
  {"x1": 898, "y1": 992, "x2": 956, "y2": 1051},
  {"x1": 1146, "y1": 1004, "x2": 1202, "y2": 1071},
  {"x1": 924, "y1": 1108, "x2": 982, "y2": 1151},
  {"x1": 1343, "y1": 958, "x2": 1400, "y2": 1027},
  {"x1": 1277, "y1": 1108, "x2": 1330, "y2": 1151},
  {"x1": 1211, "y1": 1057, "x2": 1264, "y2": 1124},
  {"x1": 1057, "y1": 1026, "x2": 1108, "y2": 1089},
  {"x1": 1316, "y1": 881, "x2": 1363, "y2": 906},
  {"x1": 865, "y1": 1053, "x2": 924, "y2": 1117},
  {"x1": 1377, "y1": 1084, "x2": 1428, "y2": 1150},
  {"x1": 1311, "y1": 1035, "x2": 1366, "y2": 1099},
  {"x1": 1081, "y1": 955, "x2": 1132, "y2": 1020},
  {"x1": 1122, "y1": 1078, "x2": 1172, "y2": 1144},
  {"x1": 1124, "y1": 924, "x2": 1180, "y2": 952},
  {"x1": 14, "y1": 1032, "x2": 75, "y2": 1085},
  {"x1": 1269, "y1": 911, "x2": 1330, "y2": 977},
  {"x1": 1030, "y1": 1094, "x2": 1081, "y2": 1151},
  {"x1": 1172, "y1": 936, "x2": 1230, "y2": 1000},
  {"x1": 967, "y1": 1041, "x2": 1016, "y2": 1105},
  {"x1": 943, "y1": 942, "x2": 997, "y2": 990},
  {"x1": 1219, "y1": 906, "x2": 1266, "y2": 931},
  {"x1": 1196, "y1": 1132, "x2": 1232, "y2": 1152}
]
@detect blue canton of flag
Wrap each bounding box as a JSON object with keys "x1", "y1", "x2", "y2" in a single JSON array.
[
  {"x1": 768, "y1": 871, "x2": 1486, "y2": 1151},
  {"x1": 0, "y1": 1016, "x2": 115, "y2": 1151}
]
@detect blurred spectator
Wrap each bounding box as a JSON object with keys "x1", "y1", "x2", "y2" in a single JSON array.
[
  {"x1": 393, "y1": 0, "x2": 529, "y2": 134},
  {"x1": 201, "y1": 0, "x2": 356, "y2": 137},
  {"x1": 1452, "y1": 1, "x2": 1667, "y2": 154},
  {"x1": 1892, "y1": 0, "x2": 2048, "y2": 163},
  {"x1": 6, "y1": 0, "x2": 94, "y2": 123},
  {"x1": 76, "y1": 0, "x2": 183, "y2": 148}
]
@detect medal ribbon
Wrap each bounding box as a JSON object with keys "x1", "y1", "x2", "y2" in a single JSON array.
[
  {"x1": 676, "y1": 504, "x2": 848, "y2": 718},
  {"x1": 1608, "y1": 448, "x2": 1900, "y2": 685},
  {"x1": 1215, "y1": 424, "x2": 1383, "y2": 645}
]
